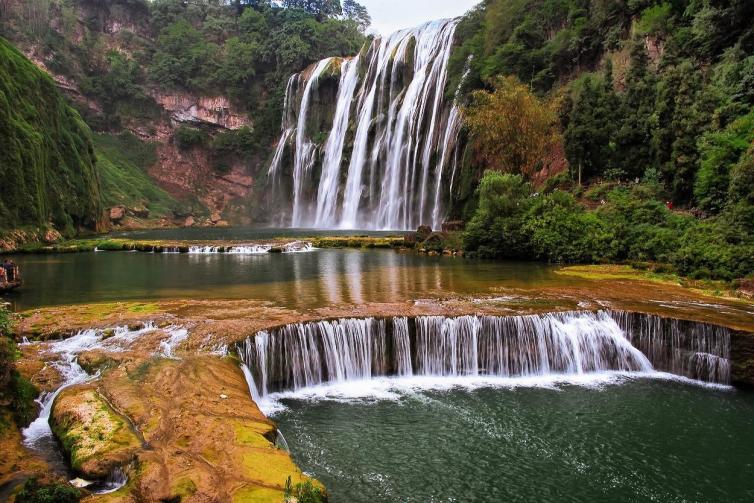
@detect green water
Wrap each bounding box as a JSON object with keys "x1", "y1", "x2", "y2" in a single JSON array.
[
  {"x1": 4, "y1": 249, "x2": 560, "y2": 310},
  {"x1": 274, "y1": 379, "x2": 754, "y2": 502}
]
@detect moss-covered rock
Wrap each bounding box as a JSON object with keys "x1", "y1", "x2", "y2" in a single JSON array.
[
  {"x1": 0, "y1": 38, "x2": 102, "y2": 235},
  {"x1": 50, "y1": 386, "x2": 140, "y2": 479}
]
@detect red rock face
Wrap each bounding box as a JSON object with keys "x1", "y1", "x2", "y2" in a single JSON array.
[{"x1": 150, "y1": 143, "x2": 254, "y2": 220}]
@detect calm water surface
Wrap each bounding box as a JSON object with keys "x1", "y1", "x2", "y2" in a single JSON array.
[
  {"x1": 4, "y1": 249, "x2": 563, "y2": 310},
  {"x1": 275, "y1": 379, "x2": 754, "y2": 502}
]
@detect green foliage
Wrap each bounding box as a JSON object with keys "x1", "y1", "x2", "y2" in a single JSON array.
[
  {"x1": 635, "y1": 3, "x2": 673, "y2": 36},
  {"x1": 0, "y1": 37, "x2": 102, "y2": 234},
  {"x1": 0, "y1": 305, "x2": 12, "y2": 336},
  {"x1": 695, "y1": 111, "x2": 754, "y2": 213},
  {"x1": 174, "y1": 126, "x2": 208, "y2": 150},
  {"x1": 284, "y1": 476, "x2": 326, "y2": 503},
  {"x1": 14, "y1": 478, "x2": 81, "y2": 503},
  {"x1": 464, "y1": 171, "x2": 754, "y2": 280},
  {"x1": 94, "y1": 132, "x2": 178, "y2": 217},
  {"x1": 10, "y1": 372, "x2": 39, "y2": 427}
]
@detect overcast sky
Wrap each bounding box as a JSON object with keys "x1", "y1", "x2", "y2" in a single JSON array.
[{"x1": 359, "y1": 0, "x2": 481, "y2": 35}]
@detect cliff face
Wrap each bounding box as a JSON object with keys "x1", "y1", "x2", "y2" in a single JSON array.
[
  {"x1": 0, "y1": 1, "x2": 259, "y2": 227},
  {"x1": 0, "y1": 38, "x2": 103, "y2": 235}
]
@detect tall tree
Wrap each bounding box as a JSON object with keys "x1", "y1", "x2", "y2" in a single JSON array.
[{"x1": 464, "y1": 75, "x2": 561, "y2": 177}]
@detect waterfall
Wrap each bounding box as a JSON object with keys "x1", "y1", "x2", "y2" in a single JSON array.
[
  {"x1": 315, "y1": 57, "x2": 361, "y2": 227},
  {"x1": 609, "y1": 311, "x2": 731, "y2": 384},
  {"x1": 291, "y1": 58, "x2": 335, "y2": 226},
  {"x1": 238, "y1": 312, "x2": 732, "y2": 400},
  {"x1": 268, "y1": 19, "x2": 462, "y2": 230}
]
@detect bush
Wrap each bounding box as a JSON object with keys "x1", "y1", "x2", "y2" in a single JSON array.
[
  {"x1": 15, "y1": 478, "x2": 81, "y2": 503},
  {"x1": 463, "y1": 171, "x2": 754, "y2": 279},
  {"x1": 284, "y1": 477, "x2": 326, "y2": 503},
  {"x1": 174, "y1": 126, "x2": 207, "y2": 150}
]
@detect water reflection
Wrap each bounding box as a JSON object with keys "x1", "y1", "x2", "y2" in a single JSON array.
[{"x1": 5, "y1": 250, "x2": 560, "y2": 311}]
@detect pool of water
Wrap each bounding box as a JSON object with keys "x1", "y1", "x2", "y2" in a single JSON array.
[
  {"x1": 3, "y1": 249, "x2": 562, "y2": 310},
  {"x1": 274, "y1": 378, "x2": 754, "y2": 502}
]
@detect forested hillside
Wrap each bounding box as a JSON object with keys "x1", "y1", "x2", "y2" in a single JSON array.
[
  {"x1": 0, "y1": 0, "x2": 368, "y2": 227},
  {"x1": 0, "y1": 37, "x2": 102, "y2": 235},
  {"x1": 452, "y1": 0, "x2": 754, "y2": 281}
]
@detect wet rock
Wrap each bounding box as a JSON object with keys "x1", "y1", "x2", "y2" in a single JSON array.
[{"x1": 51, "y1": 386, "x2": 141, "y2": 479}]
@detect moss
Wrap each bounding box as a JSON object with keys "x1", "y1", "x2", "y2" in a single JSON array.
[
  {"x1": 232, "y1": 485, "x2": 286, "y2": 503},
  {"x1": 556, "y1": 264, "x2": 748, "y2": 301},
  {"x1": 0, "y1": 37, "x2": 101, "y2": 234},
  {"x1": 233, "y1": 420, "x2": 276, "y2": 448},
  {"x1": 94, "y1": 132, "x2": 177, "y2": 218},
  {"x1": 50, "y1": 388, "x2": 141, "y2": 477},
  {"x1": 172, "y1": 477, "x2": 198, "y2": 498}
]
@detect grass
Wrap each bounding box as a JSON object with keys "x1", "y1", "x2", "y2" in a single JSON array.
[
  {"x1": 556, "y1": 264, "x2": 749, "y2": 301},
  {"x1": 94, "y1": 132, "x2": 177, "y2": 218}
]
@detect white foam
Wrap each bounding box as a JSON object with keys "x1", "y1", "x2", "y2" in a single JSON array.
[
  {"x1": 256, "y1": 371, "x2": 734, "y2": 416},
  {"x1": 159, "y1": 326, "x2": 189, "y2": 358}
]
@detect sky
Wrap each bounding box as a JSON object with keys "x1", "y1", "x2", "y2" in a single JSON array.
[{"x1": 359, "y1": 0, "x2": 481, "y2": 35}]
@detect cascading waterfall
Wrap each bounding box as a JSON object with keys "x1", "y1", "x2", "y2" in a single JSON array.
[
  {"x1": 610, "y1": 311, "x2": 731, "y2": 384},
  {"x1": 267, "y1": 19, "x2": 462, "y2": 230},
  {"x1": 237, "y1": 311, "x2": 732, "y2": 401}
]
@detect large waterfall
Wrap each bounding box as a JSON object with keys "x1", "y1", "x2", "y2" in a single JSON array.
[
  {"x1": 238, "y1": 312, "x2": 732, "y2": 400},
  {"x1": 267, "y1": 19, "x2": 462, "y2": 230}
]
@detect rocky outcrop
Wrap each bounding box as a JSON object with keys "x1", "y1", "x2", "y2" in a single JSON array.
[
  {"x1": 152, "y1": 93, "x2": 250, "y2": 130},
  {"x1": 150, "y1": 142, "x2": 254, "y2": 219},
  {"x1": 50, "y1": 386, "x2": 141, "y2": 479},
  {"x1": 731, "y1": 330, "x2": 754, "y2": 387}
]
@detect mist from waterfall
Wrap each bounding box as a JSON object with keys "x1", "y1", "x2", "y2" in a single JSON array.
[{"x1": 267, "y1": 19, "x2": 462, "y2": 230}]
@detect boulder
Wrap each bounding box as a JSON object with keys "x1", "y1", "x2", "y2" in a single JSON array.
[
  {"x1": 43, "y1": 229, "x2": 63, "y2": 244},
  {"x1": 109, "y1": 206, "x2": 126, "y2": 223},
  {"x1": 129, "y1": 206, "x2": 150, "y2": 219},
  {"x1": 441, "y1": 220, "x2": 464, "y2": 232},
  {"x1": 51, "y1": 386, "x2": 141, "y2": 479},
  {"x1": 416, "y1": 225, "x2": 433, "y2": 240}
]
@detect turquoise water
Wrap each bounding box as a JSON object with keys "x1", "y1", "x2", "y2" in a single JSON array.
[{"x1": 274, "y1": 378, "x2": 754, "y2": 502}]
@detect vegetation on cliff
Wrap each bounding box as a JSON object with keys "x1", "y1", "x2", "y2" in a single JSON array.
[
  {"x1": 0, "y1": 0, "x2": 368, "y2": 150},
  {"x1": 454, "y1": 0, "x2": 754, "y2": 281},
  {"x1": 94, "y1": 131, "x2": 179, "y2": 218},
  {"x1": 0, "y1": 306, "x2": 38, "y2": 428},
  {"x1": 0, "y1": 38, "x2": 102, "y2": 235}
]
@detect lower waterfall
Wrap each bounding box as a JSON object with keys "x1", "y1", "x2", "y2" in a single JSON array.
[{"x1": 238, "y1": 312, "x2": 732, "y2": 404}]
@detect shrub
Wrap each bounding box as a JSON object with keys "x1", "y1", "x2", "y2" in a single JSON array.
[
  {"x1": 15, "y1": 478, "x2": 81, "y2": 503},
  {"x1": 174, "y1": 126, "x2": 207, "y2": 150},
  {"x1": 284, "y1": 477, "x2": 326, "y2": 503}
]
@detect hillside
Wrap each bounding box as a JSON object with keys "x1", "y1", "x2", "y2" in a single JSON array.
[
  {"x1": 0, "y1": 0, "x2": 368, "y2": 225},
  {"x1": 0, "y1": 37, "x2": 102, "y2": 236},
  {"x1": 448, "y1": 0, "x2": 754, "y2": 281}
]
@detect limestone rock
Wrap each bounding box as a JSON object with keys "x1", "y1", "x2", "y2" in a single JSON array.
[
  {"x1": 43, "y1": 229, "x2": 63, "y2": 244},
  {"x1": 50, "y1": 386, "x2": 141, "y2": 479},
  {"x1": 109, "y1": 206, "x2": 126, "y2": 223}
]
